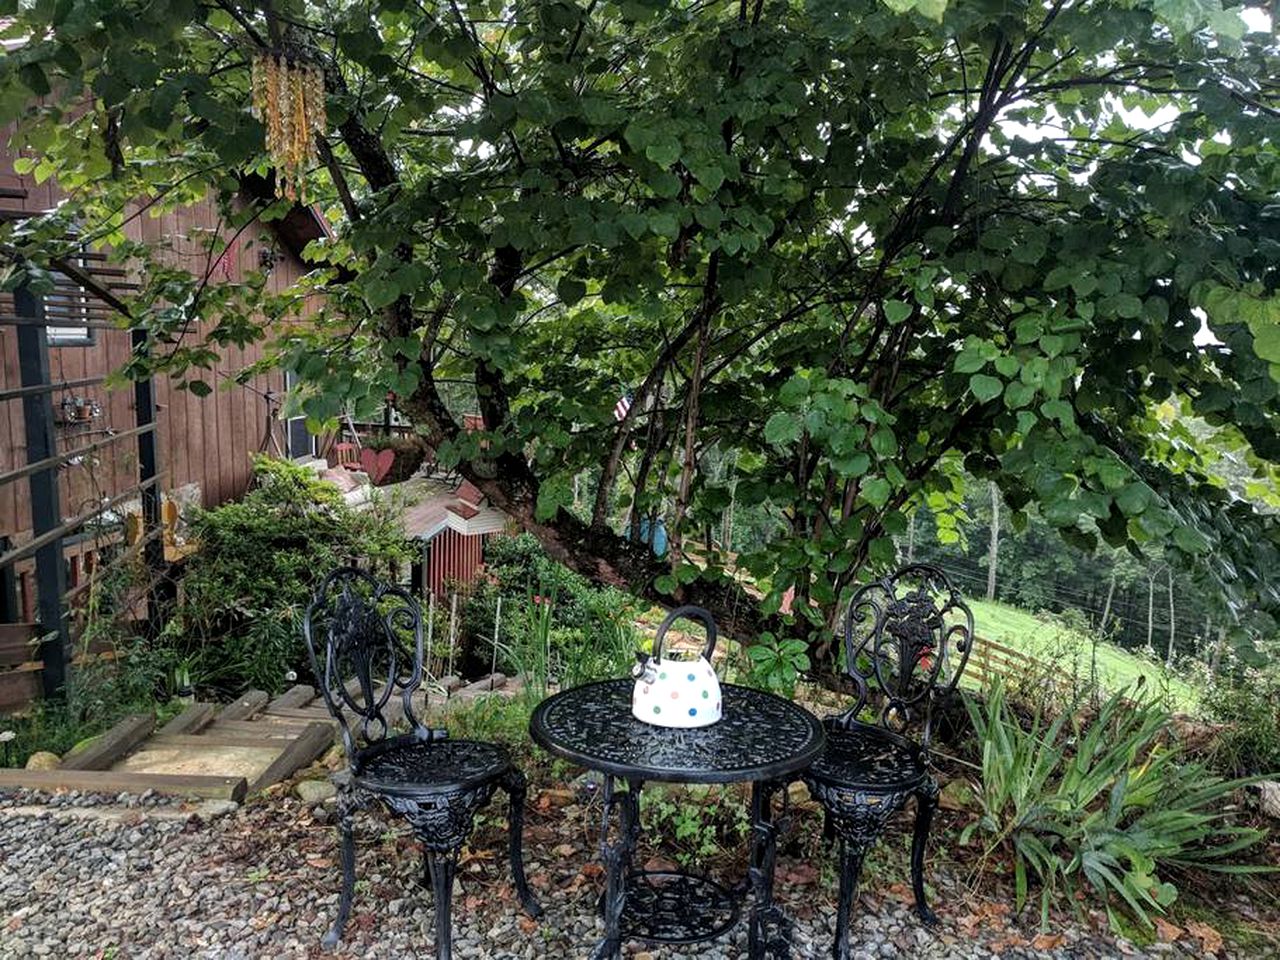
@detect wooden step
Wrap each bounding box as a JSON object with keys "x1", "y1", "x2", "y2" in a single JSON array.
[
  {"x1": 217, "y1": 689, "x2": 268, "y2": 722},
  {"x1": 206, "y1": 719, "x2": 314, "y2": 739},
  {"x1": 0, "y1": 768, "x2": 247, "y2": 801},
  {"x1": 261, "y1": 705, "x2": 339, "y2": 725},
  {"x1": 62, "y1": 714, "x2": 154, "y2": 771},
  {"x1": 247, "y1": 722, "x2": 333, "y2": 794},
  {"x1": 266, "y1": 684, "x2": 316, "y2": 711},
  {"x1": 156, "y1": 702, "x2": 216, "y2": 737}
]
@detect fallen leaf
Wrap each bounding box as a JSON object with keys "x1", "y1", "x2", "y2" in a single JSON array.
[
  {"x1": 518, "y1": 916, "x2": 538, "y2": 934},
  {"x1": 305, "y1": 857, "x2": 332, "y2": 869},
  {"x1": 1154, "y1": 917, "x2": 1183, "y2": 943},
  {"x1": 1031, "y1": 933, "x2": 1064, "y2": 950},
  {"x1": 581, "y1": 863, "x2": 604, "y2": 879},
  {"x1": 1186, "y1": 919, "x2": 1224, "y2": 955}
]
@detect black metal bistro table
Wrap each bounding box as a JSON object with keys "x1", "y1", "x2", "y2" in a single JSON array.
[{"x1": 530, "y1": 678, "x2": 825, "y2": 959}]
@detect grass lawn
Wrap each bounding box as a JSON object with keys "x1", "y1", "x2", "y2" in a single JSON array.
[{"x1": 968, "y1": 598, "x2": 1201, "y2": 711}]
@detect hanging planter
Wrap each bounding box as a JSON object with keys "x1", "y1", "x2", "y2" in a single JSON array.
[{"x1": 250, "y1": 51, "x2": 326, "y2": 202}]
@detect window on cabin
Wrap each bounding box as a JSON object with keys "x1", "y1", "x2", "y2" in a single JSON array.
[{"x1": 44, "y1": 246, "x2": 95, "y2": 346}]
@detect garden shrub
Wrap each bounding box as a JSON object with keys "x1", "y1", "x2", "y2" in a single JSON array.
[
  {"x1": 962, "y1": 679, "x2": 1270, "y2": 931},
  {"x1": 461, "y1": 534, "x2": 640, "y2": 687},
  {"x1": 158, "y1": 456, "x2": 413, "y2": 696},
  {"x1": 1204, "y1": 663, "x2": 1280, "y2": 778}
]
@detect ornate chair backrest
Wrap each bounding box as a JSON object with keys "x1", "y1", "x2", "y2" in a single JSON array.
[
  {"x1": 837, "y1": 563, "x2": 974, "y2": 747},
  {"x1": 303, "y1": 567, "x2": 432, "y2": 763}
]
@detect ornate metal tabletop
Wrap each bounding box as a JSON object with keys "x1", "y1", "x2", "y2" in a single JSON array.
[{"x1": 529, "y1": 679, "x2": 825, "y2": 784}]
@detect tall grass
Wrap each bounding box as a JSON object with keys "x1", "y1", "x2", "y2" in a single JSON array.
[{"x1": 962, "y1": 679, "x2": 1271, "y2": 930}]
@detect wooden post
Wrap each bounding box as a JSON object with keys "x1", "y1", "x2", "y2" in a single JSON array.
[
  {"x1": 445, "y1": 592, "x2": 458, "y2": 680},
  {"x1": 1165, "y1": 567, "x2": 1176, "y2": 667},
  {"x1": 490, "y1": 595, "x2": 502, "y2": 689},
  {"x1": 16, "y1": 285, "x2": 69, "y2": 699},
  {"x1": 985, "y1": 482, "x2": 1000, "y2": 601},
  {"x1": 0, "y1": 535, "x2": 17, "y2": 623},
  {"x1": 130, "y1": 326, "x2": 167, "y2": 636}
]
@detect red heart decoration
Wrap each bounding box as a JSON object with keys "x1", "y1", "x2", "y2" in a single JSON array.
[{"x1": 359, "y1": 447, "x2": 395, "y2": 484}]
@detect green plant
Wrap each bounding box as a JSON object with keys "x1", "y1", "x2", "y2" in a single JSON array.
[
  {"x1": 962, "y1": 679, "x2": 1270, "y2": 931},
  {"x1": 158, "y1": 456, "x2": 413, "y2": 695},
  {"x1": 4, "y1": 553, "x2": 167, "y2": 767},
  {"x1": 1204, "y1": 663, "x2": 1280, "y2": 778},
  {"x1": 640, "y1": 784, "x2": 750, "y2": 869},
  {"x1": 742, "y1": 631, "x2": 810, "y2": 697}
]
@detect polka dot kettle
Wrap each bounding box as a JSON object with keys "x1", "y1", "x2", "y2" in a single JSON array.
[{"x1": 631, "y1": 605, "x2": 722, "y2": 728}]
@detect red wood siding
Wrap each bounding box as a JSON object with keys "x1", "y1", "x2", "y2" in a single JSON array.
[
  {"x1": 424, "y1": 529, "x2": 486, "y2": 597},
  {"x1": 0, "y1": 148, "x2": 307, "y2": 545}
]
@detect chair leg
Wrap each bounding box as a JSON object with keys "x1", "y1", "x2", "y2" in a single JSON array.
[
  {"x1": 426, "y1": 849, "x2": 460, "y2": 960},
  {"x1": 910, "y1": 779, "x2": 940, "y2": 926},
  {"x1": 832, "y1": 839, "x2": 866, "y2": 960},
  {"x1": 502, "y1": 768, "x2": 543, "y2": 918},
  {"x1": 324, "y1": 787, "x2": 360, "y2": 949}
]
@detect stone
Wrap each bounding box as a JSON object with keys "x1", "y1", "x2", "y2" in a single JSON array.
[
  {"x1": 294, "y1": 779, "x2": 337, "y2": 803},
  {"x1": 193, "y1": 799, "x2": 240, "y2": 820},
  {"x1": 938, "y1": 777, "x2": 978, "y2": 812},
  {"x1": 455, "y1": 673, "x2": 508, "y2": 701},
  {"x1": 1259, "y1": 780, "x2": 1280, "y2": 819},
  {"x1": 25, "y1": 751, "x2": 60, "y2": 770}
]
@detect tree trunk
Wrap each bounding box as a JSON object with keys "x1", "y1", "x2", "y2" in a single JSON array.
[
  {"x1": 1165, "y1": 567, "x2": 1176, "y2": 667},
  {"x1": 1099, "y1": 572, "x2": 1117, "y2": 635},
  {"x1": 1209, "y1": 625, "x2": 1227, "y2": 675},
  {"x1": 985, "y1": 481, "x2": 1000, "y2": 601},
  {"x1": 905, "y1": 509, "x2": 916, "y2": 564},
  {"x1": 1146, "y1": 572, "x2": 1156, "y2": 654}
]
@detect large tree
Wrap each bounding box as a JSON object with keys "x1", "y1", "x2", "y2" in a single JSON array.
[{"x1": 2, "y1": 0, "x2": 1278, "y2": 672}]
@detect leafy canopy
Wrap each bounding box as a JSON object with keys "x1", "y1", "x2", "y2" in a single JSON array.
[{"x1": 1, "y1": 0, "x2": 1278, "y2": 662}]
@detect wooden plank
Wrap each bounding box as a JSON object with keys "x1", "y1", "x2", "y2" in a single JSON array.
[
  {"x1": 0, "y1": 668, "x2": 39, "y2": 711},
  {"x1": 267, "y1": 684, "x2": 316, "y2": 711},
  {"x1": 218, "y1": 689, "x2": 268, "y2": 722},
  {"x1": 62, "y1": 713, "x2": 154, "y2": 770},
  {"x1": 156, "y1": 702, "x2": 216, "y2": 737},
  {"x1": 262, "y1": 705, "x2": 340, "y2": 725},
  {"x1": 151, "y1": 733, "x2": 309, "y2": 749},
  {"x1": 247, "y1": 721, "x2": 334, "y2": 794},
  {"x1": 208, "y1": 719, "x2": 313, "y2": 739},
  {"x1": 0, "y1": 768, "x2": 247, "y2": 801}
]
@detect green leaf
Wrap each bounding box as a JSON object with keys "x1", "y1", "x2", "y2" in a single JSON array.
[
  {"x1": 970, "y1": 374, "x2": 1004, "y2": 403},
  {"x1": 861, "y1": 476, "x2": 891, "y2": 507},
  {"x1": 883, "y1": 300, "x2": 912, "y2": 325},
  {"x1": 954, "y1": 348, "x2": 986, "y2": 374},
  {"x1": 365, "y1": 278, "x2": 399, "y2": 309},
  {"x1": 557, "y1": 277, "x2": 587, "y2": 306},
  {"x1": 871, "y1": 427, "x2": 897, "y2": 458},
  {"x1": 764, "y1": 411, "x2": 801, "y2": 446}
]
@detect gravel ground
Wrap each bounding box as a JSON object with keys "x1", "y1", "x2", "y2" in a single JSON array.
[{"x1": 0, "y1": 787, "x2": 1230, "y2": 959}]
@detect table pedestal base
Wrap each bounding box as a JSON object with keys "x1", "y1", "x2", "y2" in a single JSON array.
[{"x1": 590, "y1": 777, "x2": 792, "y2": 960}]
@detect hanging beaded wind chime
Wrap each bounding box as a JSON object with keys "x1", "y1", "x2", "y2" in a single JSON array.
[{"x1": 250, "y1": 51, "x2": 325, "y2": 202}]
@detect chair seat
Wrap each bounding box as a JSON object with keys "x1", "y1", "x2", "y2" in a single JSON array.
[
  {"x1": 804, "y1": 724, "x2": 926, "y2": 791},
  {"x1": 354, "y1": 738, "x2": 511, "y2": 797}
]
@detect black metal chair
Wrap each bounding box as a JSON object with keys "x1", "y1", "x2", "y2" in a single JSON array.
[
  {"x1": 801, "y1": 564, "x2": 974, "y2": 960},
  {"x1": 303, "y1": 567, "x2": 541, "y2": 957}
]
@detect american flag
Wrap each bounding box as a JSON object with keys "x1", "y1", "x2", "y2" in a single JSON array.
[{"x1": 614, "y1": 391, "x2": 633, "y2": 422}]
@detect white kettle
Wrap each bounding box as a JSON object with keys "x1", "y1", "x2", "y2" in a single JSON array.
[{"x1": 631, "y1": 605, "x2": 722, "y2": 728}]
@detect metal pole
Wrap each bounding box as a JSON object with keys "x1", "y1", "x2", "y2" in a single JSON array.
[{"x1": 15, "y1": 284, "x2": 69, "y2": 698}]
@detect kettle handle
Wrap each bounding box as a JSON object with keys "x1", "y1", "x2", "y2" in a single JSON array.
[{"x1": 652, "y1": 605, "x2": 718, "y2": 665}]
